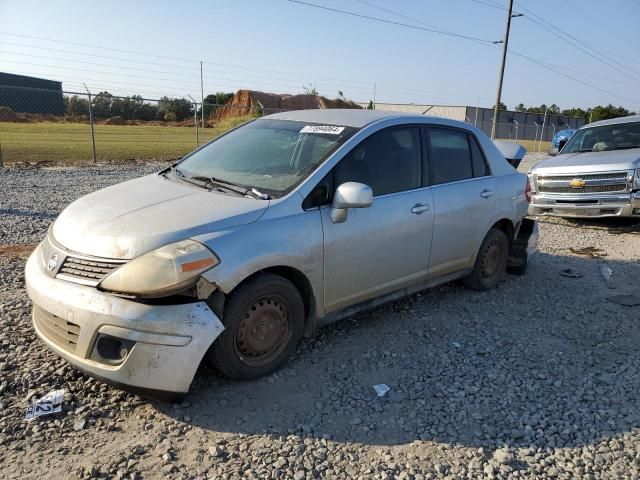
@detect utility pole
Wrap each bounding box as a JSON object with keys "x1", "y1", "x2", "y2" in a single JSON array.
[
  {"x1": 490, "y1": 0, "x2": 522, "y2": 140},
  {"x1": 538, "y1": 106, "x2": 548, "y2": 152},
  {"x1": 188, "y1": 95, "x2": 199, "y2": 147},
  {"x1": 200, "y1": 61, "x2": 205, "y2": 130},
  {"x1": 83, "y1": 83, "x2": 97, "y2": 163},
  {"x1": 373, "y1": 82, "x2": 376, "y2": 109}
]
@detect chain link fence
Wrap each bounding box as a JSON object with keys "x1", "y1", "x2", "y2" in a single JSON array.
[
  {"x1": 1, "y1": 84, "x2": 563, "y2": 165},
  {"x1": 0, "y1": 85, "x2": 272, "y2": 165}
]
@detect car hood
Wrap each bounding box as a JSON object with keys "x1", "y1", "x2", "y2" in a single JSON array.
[
  {"x1": 52, "y1": 173, "x2": 269, "y2": 259},
  {"x1": 531, "y1": 148, "x2": 640, "y2": 174}
]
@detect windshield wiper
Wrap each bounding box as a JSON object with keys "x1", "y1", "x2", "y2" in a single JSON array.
[{"x1": 189, "y1": 176, "x2": 271, "y2": 200}]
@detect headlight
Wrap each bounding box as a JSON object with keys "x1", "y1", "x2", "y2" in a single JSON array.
[
  {"x1": 99, "y1": 239, "x2": 219, "y2": 296},
  {"x1": 633, "y1": 169, "x2": 640, "y2": 190}
]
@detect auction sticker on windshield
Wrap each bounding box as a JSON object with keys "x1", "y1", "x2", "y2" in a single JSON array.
[{"x1": 300, "y1": 125, "x2": 345, "y2": 135}]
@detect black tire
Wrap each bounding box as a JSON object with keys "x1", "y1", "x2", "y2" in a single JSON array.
[
  {"x1": 464, "y1": 228, "x2": 509, "y2": 291},
  {"x1": 208, "y1": 273, "x2": 304, "y2": 380}
]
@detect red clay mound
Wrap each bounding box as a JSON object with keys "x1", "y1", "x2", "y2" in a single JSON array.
[{"x1": 211, "y1": 89, "x2": 362, "y2": 121}]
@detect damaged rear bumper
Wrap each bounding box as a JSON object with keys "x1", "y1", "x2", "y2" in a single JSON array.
[{"x1": 25, "y1": 244, "x2": 224, "y2": 394}]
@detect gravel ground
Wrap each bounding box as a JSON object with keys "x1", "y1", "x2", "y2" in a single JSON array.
[{"x1": 1, "y1": 156, "x2": 640, "y2": 479}]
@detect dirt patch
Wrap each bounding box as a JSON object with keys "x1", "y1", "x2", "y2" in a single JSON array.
[
  {"x1": 103, "y1": 116, "x2": 126, "y2": 125},
  {"x1": 0, "y1": 244, "x2": 36, "y2": 258},
  {"x1": 211, "y1": 89, "x2": 362, "y2": 121},
  {"x1": 0, "y1": 106, "x2": 28, "y2": 123}
]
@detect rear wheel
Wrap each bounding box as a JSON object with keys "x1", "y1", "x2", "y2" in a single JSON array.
[
  {"x1": 209, "y1": 273, "x2": 304, "y2": 380},
  {"x1": 464, "y1": 228, "x2": 509, "y2": 291}
]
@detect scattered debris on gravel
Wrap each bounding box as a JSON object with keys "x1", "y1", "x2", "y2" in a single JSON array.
[{"x1": 1, "y1": 158, "x2": 640, "y2": 479}]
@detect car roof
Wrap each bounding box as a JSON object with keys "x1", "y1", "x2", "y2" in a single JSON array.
[
  {"x1": 582, "y1": 114, "x2": 640, "y2": 128},
  {"x1": 263, "y1": 108, "x2": 425, "y2": 128}
]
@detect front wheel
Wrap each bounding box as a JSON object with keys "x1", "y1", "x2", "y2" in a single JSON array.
[
  {"x1": 208, "y1": 273, "x2": 305, "y2": 380},
  {"x1": 464, "y1": 228, "x2": 509, "y2": 291}
]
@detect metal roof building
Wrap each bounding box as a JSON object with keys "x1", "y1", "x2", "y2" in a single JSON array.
[
  {"x1": 0, "y1": 72, "x2": 64, "y2": 115},
  {"x1": 357, "y1": 102, "x2": 586, "y2": 142}
]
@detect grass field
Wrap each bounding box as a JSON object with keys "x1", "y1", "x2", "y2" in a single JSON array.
[
  {"x1": 0, "y1": 116, "x2": 254, "y2": 164},
  {"x1": 515, "y1": 139, "x2": 551, "y2": 154},
  {"x1": 0, "y1": 119, "x2": 551, "y2": 164}
]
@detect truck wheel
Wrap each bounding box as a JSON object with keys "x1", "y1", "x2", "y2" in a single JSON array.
[
  {"x1": 464, "y1": 228, "x2": 509, "y2": 291},
  {"x1": 209, "y1": 273, "x2": 304, "y2": 380}
]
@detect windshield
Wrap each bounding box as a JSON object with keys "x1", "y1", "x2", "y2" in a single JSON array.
[
  {"x1": 176, "y1": 119, "x2": 357, "y2": 197},
  {"x1": 562, "y1": 121, "x2": 640, "y2": 154}
]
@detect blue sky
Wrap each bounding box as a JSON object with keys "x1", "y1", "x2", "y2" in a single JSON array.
[{"x1": 1, "y1": 0, "x2": 639, "y2": 110}]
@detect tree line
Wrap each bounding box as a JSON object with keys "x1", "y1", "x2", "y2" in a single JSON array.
[
  {"x1": 63, "y1": 91, "x2": 234, "y2": 121},
  {"x1": 494, "y1": 102, "x2": 635, "y2": 123}
]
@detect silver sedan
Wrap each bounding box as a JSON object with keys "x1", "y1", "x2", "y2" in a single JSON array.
[{"x1": 25, "y1": 109, "x2": 533, "y2": 396}]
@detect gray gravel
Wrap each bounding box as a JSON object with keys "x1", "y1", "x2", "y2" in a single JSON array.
[{"x1": 1, "y1": 157, "x2": 640, "y2": 479}]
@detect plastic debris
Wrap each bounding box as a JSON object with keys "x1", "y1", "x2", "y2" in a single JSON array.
[
  {"x1": 452, "y1": 341, "x2": 461, "y2": 348},
  {"x1": 599, "y1": 265, "x2": 615, "y2": 289},
  {"x1": 25, "y1": 389, "x2": 65, "y2": 421},
  {"x1": 569, "y1": 246, "x2": 607, "y2": 258},
  {"x1": 372, "y1": 384, "x2": 391, "y2": 397},
  {"x1": 606, "y1": 294, "x2": 640, "y2": 307},
  {"x1": 560, "y1": 268, "x2": 582, "y2": 278}
]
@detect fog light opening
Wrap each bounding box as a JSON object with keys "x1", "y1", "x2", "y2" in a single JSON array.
[
  {"x1": 632, "y1": 208, "x2": 640, "y2": 215},
  {"x1": 94, "y1": 335, "x2": 134, "y2": 365}
]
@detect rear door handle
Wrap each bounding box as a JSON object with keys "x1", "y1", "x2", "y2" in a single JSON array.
[
  {"x1": 411, "y1": 203, "x2": 430, "y2": 214},
  {"x1": 481, "y1": 189, "x2": 494, "y2": 198}
]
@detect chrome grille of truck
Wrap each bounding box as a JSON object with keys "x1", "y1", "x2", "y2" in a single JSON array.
[
  {"x1": 538, "y1": 183, "x2": 627, "y2": 194},
  {"x1": 33, "y1": 306, "x2": 80, "y2": 354},
  {"x1": 57, "y1": 256, "x2": 123, "y2": 286},
  {"x1": 535, "y1": 170, "x2": 631, "y2": 195},
  {"x1": 537, "y1": 172, "x2": 628, "y2": 182}
]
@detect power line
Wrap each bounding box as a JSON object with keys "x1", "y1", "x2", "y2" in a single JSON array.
[
  {"x1": 0, "y1": 32, "x2": 375, "y2": 88},
  {"x1": 508, "y1": 49, "x2": 640, "y2": 104},
  {"x1": 0, "y1": 49, "x2": 377, "y2": 93},
  {"x1": 328, "y1": 0, "x2": 639, "y2": 104},
  {"x1": 512, "y1": 2, "x2": 640, "y2": 83},
  {"x1": 469, "y1": 0, "x2": 640, "y2": 83},
  {"x1": 286, "y1": 0, "x2": 496, "y2": 43},
  {"x1": 469, "y1": 0, "x2": 508, "y2": 11}
]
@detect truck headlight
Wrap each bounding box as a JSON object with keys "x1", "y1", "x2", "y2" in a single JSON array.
[
  {"x1": 99, "y1": 240, "x2": 219, "y2": 297},
  {"x1": 633, "y1": 169, "x2": 640, "y2": 190}
]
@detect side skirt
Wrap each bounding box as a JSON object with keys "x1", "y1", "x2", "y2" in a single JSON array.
[{"x1": 316, "y1": 268, "x2": 472, "y2": 328}]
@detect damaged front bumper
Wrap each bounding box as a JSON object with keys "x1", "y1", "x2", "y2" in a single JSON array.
[{"x1": 25, "y1": 244, "x2": 224, "y2": 395}]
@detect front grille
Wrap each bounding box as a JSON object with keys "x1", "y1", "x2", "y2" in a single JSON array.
[
  {"x1": 538, "y1": 183, "x2": 628, "y2": 194},
  {"x1": 538, "y1": 172, "x2": 628, "y2": 182},
  {"x1": 57, "y1": 256, "x2": 122, "y2": 286},
  {"x1": 33, "y1": 306, "x2": 80, "y2": 354}
]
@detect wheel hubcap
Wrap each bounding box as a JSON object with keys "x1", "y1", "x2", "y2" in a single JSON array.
[
  {"x1": 235, "y1": 297, "x2": 289, "y2": 367},
  {"x1": 481, "y1": 240, "x2": 502, "y2": 278}
]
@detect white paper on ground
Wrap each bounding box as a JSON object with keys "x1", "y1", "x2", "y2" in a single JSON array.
[
  {"x1": 25, "y1": 389, "x2": 65, "y2": 421},
  {"x1": 372, "y1": 384, "x2": 391, "y2": 397}
]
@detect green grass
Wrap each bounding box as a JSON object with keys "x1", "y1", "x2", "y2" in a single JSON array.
[
  {"x1": 0, "y1": 119, "x2": 553, "y2": 164},
  {"x1": 0, "y1": 116, "x2": 254, "y2": 164},
  {"x1": 499, "y1": 139, "x2": 551, "y2": 154}
]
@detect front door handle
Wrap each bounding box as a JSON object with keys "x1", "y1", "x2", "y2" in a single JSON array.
[
  {"x1": 480, "y1": 189, "x2": 495, "y2": 198},
  {"x1": 411, "y1": 203, "x2": 430, "y2": 214}
]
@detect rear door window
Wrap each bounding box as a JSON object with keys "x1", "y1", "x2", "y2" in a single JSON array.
[
  {"x1": 427, "y1": 128, "x2": 473, "y2": 185},
  {"x1": 469, "y1": 135, "x2": 490, "y2": 177}
]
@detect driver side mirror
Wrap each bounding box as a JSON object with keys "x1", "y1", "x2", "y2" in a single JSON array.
[
  {"x1": 331, "y1": 182, "x2": 373, "y2": 224},
  {"x1": 548, "y1": 146, "x2": 559, "y2": 156}
]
